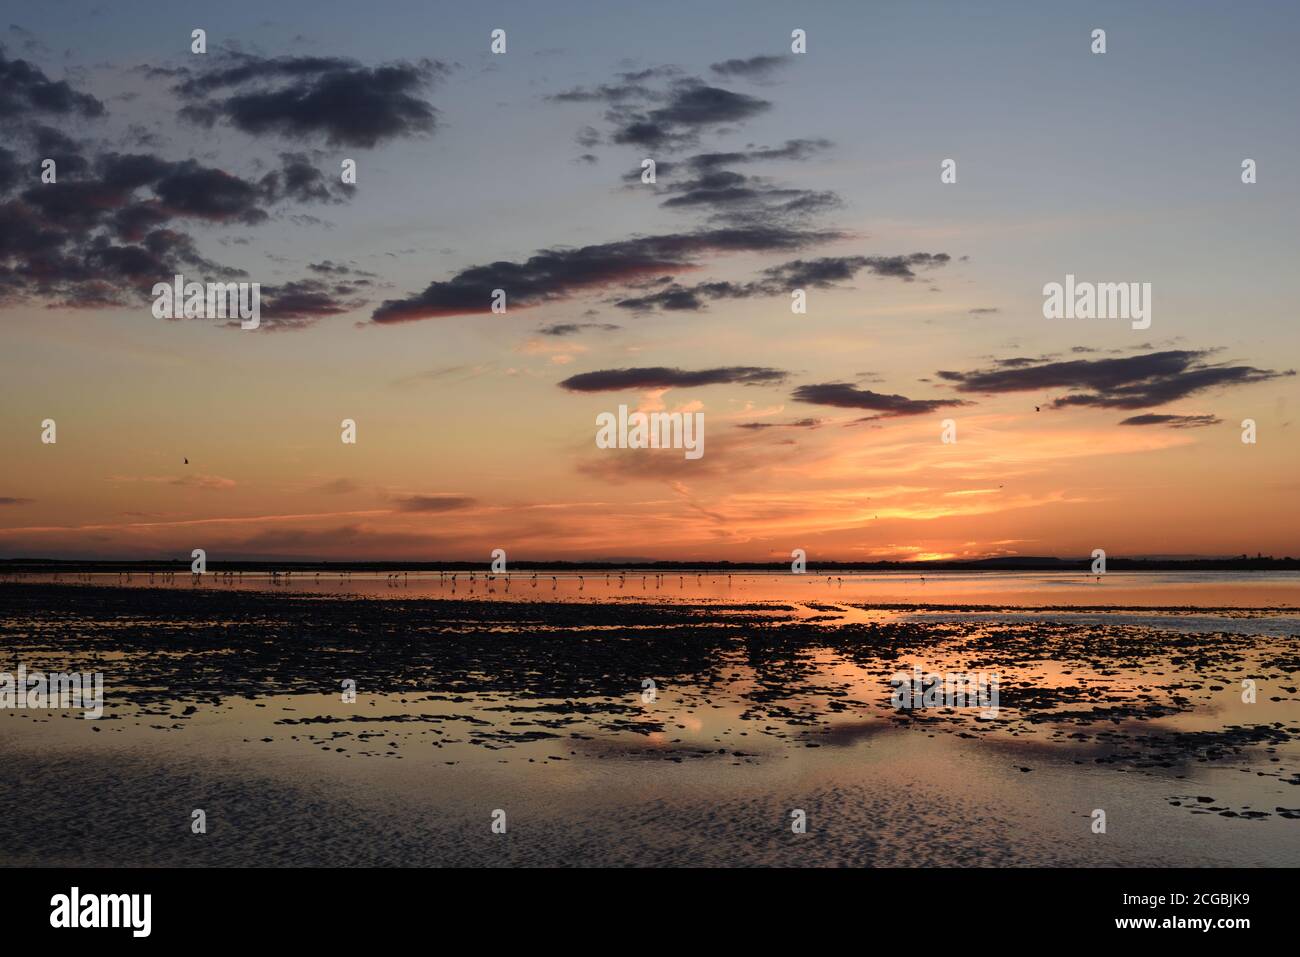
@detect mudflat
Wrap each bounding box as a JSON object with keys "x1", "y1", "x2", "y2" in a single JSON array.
[{"x1": 1, "y1": 581, "x2": 1297, "y2": 866}]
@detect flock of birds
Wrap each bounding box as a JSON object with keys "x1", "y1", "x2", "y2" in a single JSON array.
[{"x1": 4, "y1": 568, "x2": 904, "y2": 594}]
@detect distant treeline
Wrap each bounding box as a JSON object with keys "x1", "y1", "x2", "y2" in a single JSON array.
[{"x1": 2, "y1": 556, "x2": 1297, "y2": 573}]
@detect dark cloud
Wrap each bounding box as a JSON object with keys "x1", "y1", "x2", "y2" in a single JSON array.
[
  {"x1": 0, "y1": 147, "x2": 18, "y2": 195},
  {"x1": 175, "y1": 54, "x2": 448, "y2": 148},
  {"x1": 20, "y1": 149, "x2": 337, "y2": 232},
  {"x1": 762, "y1": 254, "x2": 951, "y2": 287},
  {"x1": 612, "y1": 81, "x2": 771, "y2": 149},
  {"x1": 232, "y1": 278, "x2": 370, "y2": 332},
  {"x1": 648, "y1": 82, "x2": 769, "y2": 127},
  {"x1": 550, "y1": 85, "x2": 642, "y2": 104},
  {"x1": 31, "y1": 124, "x2": 91, "y2": 177},
  {"x1": 0, "y1": 127, "x2": 353, "y2": 310},
  {"x1": 259, "y1": 152, "x2": 349, "y2": 205},
  {"x1": 0, "y1": 496, "x2": 34, "y2": 506},
  {"x1": 0, "y1": 184, "x2": 235, "y2": 308},
  {"x1": 736, "y1": 418, "x2": 822, "y2": 430},
  {"x1": 392, "y1": 494, "x2": 477, "y2": 513},
  {"x1": 709, "y1": 55, "x2": 792, "y2": 81},
  {"x1": 614, "y1": 279, "x2": 751, "y2": 312},
  {"x1": 683, "y1": 138, "x2": 832, "y2": 169},
  {"x1": 616, "y1": 66, "x2": 683, "y2": 83},
  {"x1": 0, "y1": 54, "x2": 371, "y2": 323},
  {"x1": 1118, "y1": 413, "x2": 1222, "y2": 429},
  {"x1": 107, "y1": 203, "x2": 175, "y2": 242},
  {"x1": 558, "y1": 366, "x2": 787, "y2": 392},
  {"x1": 547, "y1": 68, "x2": 668, "y2": 104},
  {"x1": 936, "y1": 350, "x2": 1294, "y2": 410},
  {"x1": 621, "y1": 139, "x2": 839, "y2": 226},
  {"x1": 621, "y1": 139, "x2": 832, "y2": 185},
  {"x1": 0, "y1": 49, "x2": 104, "y2": 118},
  {"x1": 539, "y1": 322, "x2": 621, "y2": 336},
  {"x1": 656, "y1": 168, "x2": 840, "y2": 224},
  {"x1": 371, "y1": 226, "x2": 841, "y2": 323},
  {"x1": 121, "y1": 122, "x2": 162, "y2": 150},
  {"x1": 613, "y1": 253, "x2": 952, "y2": 313},
  {"x1": 149, "y1": 161, "x2": 271, "y2": 225},
  {"x1": 553, "y1": 70, "x2": 771, "y2": 151},
  {"x1": 307, "y1": 259, "x2": 376, "y2": 278},
  {"x1": 791, "y1": 382, "x2": 967, "y2": 418},
  {"x1": 557, "y1": 65, "x2": 837, "y2": 246}
]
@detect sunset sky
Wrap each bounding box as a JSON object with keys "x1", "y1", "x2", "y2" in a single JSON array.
[{"x1": 2, "y1": 0, "x2": 1297, "y2": 562}]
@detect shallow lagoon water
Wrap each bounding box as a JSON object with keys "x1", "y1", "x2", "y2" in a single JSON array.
[
  {"x1": 1, "y1": 575, "x2": 1297, "y2": 866},
  {"x1": 20, "y1": 568, "x2": 1300, "y2": 608}
]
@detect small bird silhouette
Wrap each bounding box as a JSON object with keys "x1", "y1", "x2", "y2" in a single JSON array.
[{"x1": 183, "y1": 457, "x2": 189, "y2": 464}]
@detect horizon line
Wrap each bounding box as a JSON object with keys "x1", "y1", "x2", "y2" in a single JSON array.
[{"x1": 3, "y1": 555, "x2": 1298, "y2": 571}]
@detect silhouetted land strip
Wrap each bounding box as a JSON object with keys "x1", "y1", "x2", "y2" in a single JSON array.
[{"x1": 3, "y1": 556, "x2": 1298, "y2": 573}]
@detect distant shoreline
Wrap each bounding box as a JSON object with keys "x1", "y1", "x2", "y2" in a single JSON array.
[{"x1": 2, "y1": 556, "x2": 1297, "y2": 573}]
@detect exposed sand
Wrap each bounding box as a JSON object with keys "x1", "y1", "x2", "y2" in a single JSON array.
[{"x1": 1, "y1": 583, "x2": 1297, "y2": 866}]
